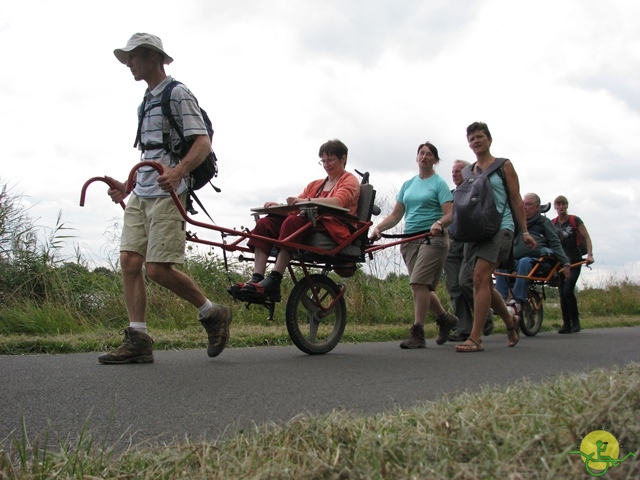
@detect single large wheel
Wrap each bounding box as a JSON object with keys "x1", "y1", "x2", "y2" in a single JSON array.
[
  {"x1": 285, "y1": 274, "x2": 347, "y2": 355},
  {"x1": 520, "y1": 288, "x2": 543, "y2": 336}
]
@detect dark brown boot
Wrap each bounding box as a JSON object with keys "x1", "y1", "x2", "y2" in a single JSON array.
[
  {"x1": 435, "y1": 313, "x2": 458, "y2": 345},
  {"x1": 200, "y1": 305, "x2": 232, "y2": 357},
  {"x1": 400, "y1": 324, "x2": 426, "y2": 349},
  {"x1": 98, "y1": 327, "x2": 154, "y2": 364},
  {"x1": 558, "y1": 319, "x2": 572, "y2": 334}
]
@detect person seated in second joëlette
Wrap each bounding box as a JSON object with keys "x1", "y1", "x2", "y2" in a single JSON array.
[
  {"x1": 232, "y1": 139, "x2": 360, "y2": 301},
  {"x1": 495, "y1": 192, "x2": 570, "y2": 314}
]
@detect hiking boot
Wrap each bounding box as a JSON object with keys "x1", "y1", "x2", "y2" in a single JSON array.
[
  {"x1": 400, "y1": 324, "x2": 426, "y2": 349},
  {"x1": 435, "y1": 313, "x2": 458, "y2": 345},
  {"x1": 227, "y1": 273, "x2": 264, "y2": 298},
  {"x1": 240, "y1": 273, "x2": 282, "y2": 301},
  {"x1": 558, "y1": 317, "x2": 572, "y2": 334},
  {"x1": 200, "y1": 305, "x2": 232, "y2": 357},
  {"x1": 98, "y1": 327, "x2": 154, "y2": 364}
]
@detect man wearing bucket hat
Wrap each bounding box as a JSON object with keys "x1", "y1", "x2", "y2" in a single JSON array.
[{"x1": 99, "y1": 33, "x2": 231, "y2": 364}]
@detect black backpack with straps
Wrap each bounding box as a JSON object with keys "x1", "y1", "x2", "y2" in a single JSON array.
[
  {"x1": 134, "y1": 79, "x2": 219, "y2": 217},
  {"x1": 450, "y1": 157, "x2": 508, "y2": 242}
]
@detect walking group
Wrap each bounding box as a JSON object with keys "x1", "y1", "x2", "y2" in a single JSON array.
[
  {"x1": 372, "y1": 123, "x2": 592, "y2": 353},
  {"x1": 98, "y1": 33, "x2": 593, "y2": 363}
]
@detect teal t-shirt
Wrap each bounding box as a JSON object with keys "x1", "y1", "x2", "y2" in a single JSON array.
[
  {"x1": 489, "y1": 172, "x2": 514, "y2": 231},
  {"x1": 397, "y1": 174, "x2": 453, "y2": 234}
]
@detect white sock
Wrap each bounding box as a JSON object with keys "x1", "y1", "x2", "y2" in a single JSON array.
[
  {"x1": 198, "y1": 299, "x2": 219, "y2": 319},
  {"x1": 129, "y1": 322, "x2": 147, "y2": 333}
]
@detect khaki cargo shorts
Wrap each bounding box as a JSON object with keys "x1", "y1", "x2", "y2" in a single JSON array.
[
  {"x1": 400, "y1": 231, "x2": 449, "y2": 290},
  {"x1": 120, "y1": 193, "x2": 187, "y2": 264}
]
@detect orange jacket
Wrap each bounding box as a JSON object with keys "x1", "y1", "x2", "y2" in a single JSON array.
[{"x1": 298, "y1": 171, "x2": 360, "y2": 244}]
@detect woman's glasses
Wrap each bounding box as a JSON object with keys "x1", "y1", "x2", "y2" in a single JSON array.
[{"x1": 318, "y1": 158, "x2": 339, "y2": 165}]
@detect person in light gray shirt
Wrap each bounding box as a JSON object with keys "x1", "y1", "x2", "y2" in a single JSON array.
[{"x1": 100, "y1": 33, "x2": 231, "y2": 364}]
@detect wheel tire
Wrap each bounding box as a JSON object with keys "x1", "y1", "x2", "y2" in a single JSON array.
[
  {"x1": 520, "y1": 288, "x2": 543, "y2": 336},
  {"x1": 285, "y1": 274, "x2": 347, "y2": 355}
]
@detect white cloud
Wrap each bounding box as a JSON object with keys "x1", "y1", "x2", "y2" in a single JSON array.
[{"x1": 1, "y1": 0, "x2": 639, "y2": 284}]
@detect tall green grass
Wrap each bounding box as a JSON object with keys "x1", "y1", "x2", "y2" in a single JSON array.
[
  {"x1": 4, "y1": 250, "x2": 638, "y2": 333},
  {"x1": 1, "y1": 179, "x2": 639, "y2": 345}
]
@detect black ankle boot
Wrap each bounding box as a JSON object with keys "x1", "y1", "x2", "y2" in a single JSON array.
[
  {"x1": 260, "y1": 273, "x2": 282, "y2": 300},
  {"x1": 241, "y1": 272, "x2": 282, "y2": 301},
  {"x1": 571, "y1": 319, "x2": 581, "y2": 333},
  {"x1": 558, "y1": 321, "x2": 572, "y2": 334}
]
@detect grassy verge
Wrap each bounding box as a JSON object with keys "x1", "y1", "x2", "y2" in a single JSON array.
[
  {"x1": 1, "y1": 315, "x2": 639, "y2": 355},
  {"x1": 2, "y1": 363, "x2": 638, "y2": 479}
]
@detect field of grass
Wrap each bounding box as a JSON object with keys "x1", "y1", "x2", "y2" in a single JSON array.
[
  {"x1": 1, "y1": 314, "x2": 639, "y2": 356},
  {"x1": 1, "y1": 256, "x2": 639, "y2": 355},
  {"x1": 2, "y1": 362, "x2": 638, "y2": 479}
]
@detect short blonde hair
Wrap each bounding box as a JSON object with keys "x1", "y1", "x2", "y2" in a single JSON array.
[{"x1": 554, "y1": 195, "x2": 569, "y2": 206}]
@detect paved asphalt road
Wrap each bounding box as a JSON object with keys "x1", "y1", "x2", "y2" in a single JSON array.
[{"x1": 1, "y1": 326, "x2": 639, "y2": 448}]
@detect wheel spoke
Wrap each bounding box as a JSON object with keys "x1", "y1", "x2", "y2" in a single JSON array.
[
  {"x1": 285, "y1": 274, "x2": 347, "y2": 355},
  {"x1": 521, "y1": 288, "x2": 543, "y2": 336},
  {"x1": 307, "y1": 311, "x2": 319, "y2": 342},
  {"x1": 300, "y1": 293, "x2": 317, "y2": 312}
]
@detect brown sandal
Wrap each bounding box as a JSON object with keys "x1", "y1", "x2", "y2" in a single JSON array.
[
  {"x1": 455, "y1": 337, "x2": 484, "y2": 353},
  {"x1": 507, "y1": 315, "x2": 520, "y2": 347}
]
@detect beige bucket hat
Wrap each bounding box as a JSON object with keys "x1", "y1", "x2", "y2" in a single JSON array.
[{"x1": 114, "y1": 33, "x2": 174, "y2": 64}]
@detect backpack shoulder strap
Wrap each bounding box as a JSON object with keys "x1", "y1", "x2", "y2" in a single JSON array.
[
  {"x1": 461, "y1": 163, "x2": 474, "y2": 181},
  {"x1": 133, "y1": 79, "x2": 184, "y2": 150},
  {"x1": 484, "y1": 157, "x2": 508, "y2": 176},
  {"x1": 133, "y1": 96, "x2": 147, "y2": 149},
  {"x1": 463, "y1": 157, "x2": 508, "y2": 179},
  {"x1": 487, "y1": 158, "x2": 512, "y2": 222},
  {"x1": 161, "y1": 79, "x2": 186, "y2": 145},
  {"x1": 568, "y1": 215, "x2": 582, "y2": 245}
]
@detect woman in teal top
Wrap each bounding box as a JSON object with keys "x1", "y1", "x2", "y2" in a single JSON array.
[
  {"x1": 370, "y1": 141, "x2": 458, "y2": 349},
  {"x1": 455, "y1": 122, "x2": 537, "y2": 353},
  {"x1": 489, "y1": 169, "x2": 515, "y2": 232}
]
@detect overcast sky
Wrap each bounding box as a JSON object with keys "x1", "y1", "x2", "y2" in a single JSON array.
[{"x1": 1, "y1": 0, "x2": 638, "y2": 286}]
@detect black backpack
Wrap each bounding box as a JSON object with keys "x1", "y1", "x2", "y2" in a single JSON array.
[
  {"x1": 552, "y1": 214, "x2": 588, "y2": 256},
  {"x1": 450, "y1": 157, "x2": 508, "y2": 242},
  {"x1": 134, "y1": 79, "x2": 219, "y2": 215}
]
